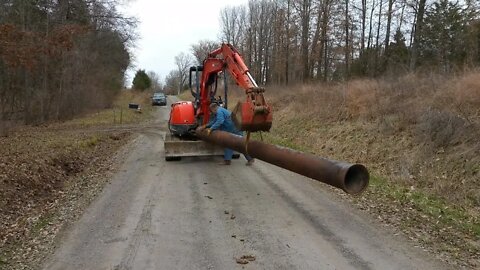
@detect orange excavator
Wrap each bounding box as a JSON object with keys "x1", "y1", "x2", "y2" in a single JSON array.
[
  {"x1": 164, "y1": 44, "x2": 370, "y2": 195},
  {"x1": 164, "y1": 43, "x2": 272, "y2": 160}
]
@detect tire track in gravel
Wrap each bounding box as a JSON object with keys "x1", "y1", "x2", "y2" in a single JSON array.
[{"x1": 117, "y1": 186, "x2": 155, "y2": 270}]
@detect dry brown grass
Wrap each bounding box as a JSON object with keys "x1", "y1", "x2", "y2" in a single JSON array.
[
  {"x1": 61, "y1": 90, "x2": 154, "y2": 128},
  {"x1": 264, "y1": 70, "x2": 480, "y2": 216},
  {"x1": 259, "y1": 72, "x2": 480, "y2": 267},
  {"x1": 266, "y1": 71, "x2": 480, "y2": 146},
  {"x1": 444, "y1": 72, "x2": 480, "y2": 123}
]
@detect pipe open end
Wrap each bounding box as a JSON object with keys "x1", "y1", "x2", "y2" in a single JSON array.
[{"x1": 344, "y1": 164, "x2": 369, "y2": 194}]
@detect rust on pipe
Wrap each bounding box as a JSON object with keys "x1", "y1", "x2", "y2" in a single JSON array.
[{"x1": 196, "y1": 129, "x2": 369, "y2": 194}]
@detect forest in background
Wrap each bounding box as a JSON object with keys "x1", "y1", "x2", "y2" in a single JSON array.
[
  {"x1": 164, "y1": 0, "x2": 480, "y2": 91},
  {"x1": 2, "y1": 0, "x2": 479, "y2": 125},
  {"x1": 0, "y1": 0, "x2": 135, "y2": 131},
  {"x1": 218, "y1": 0, "x2": 480, "y2": 84}
]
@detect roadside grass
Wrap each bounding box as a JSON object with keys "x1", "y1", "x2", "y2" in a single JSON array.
[
  {"x1": 0, "y1": 97, "x2": 134, "y2": 269},
  {"x1": 258, "y1": 129, "x2": 479, "y2": 240},
  {"x1": 31, "y1": 214, "x2": 54, "y2": 237},
  {"x1": 250, "y1": 72, "x2": 480, "y2": 267},
  {"x1": 74, "y1": 135, "x2": 100, "y2": 148},
  {"x1": 0, "y1": 88, "x2": 158, "y2": 269},
  {"x1": 369, "y1": 175, "x2": 480, "y2": 237},
  {"x1": 67, "y1": 90, "x2": 154, "y2": 127},
  {"x1": 178, "y1": 90, "x2": 194, "y2": 101}
]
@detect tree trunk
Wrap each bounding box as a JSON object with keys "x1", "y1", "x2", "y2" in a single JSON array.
[
  {"x1": 367, "y1": 0, "x2": 376, "y2": 50},
  {"x1": 345, "y1": 0, "x2": 350, "y2": 79},
  {"x1": 320, "y1": 0, "x2": 331, "y2": 81},
  {"x1": 285, "y1": 0, "x2": 291, "y2": 85},
  {"x1": 374, "y1": 0, "x2": 384, "y2": 75},
  {"x1": 361, "y1": 0, "x2": 367, "y2": 55},
  {"x1": 384, "y1": 0, "x2": 394, "y2": 52},
  {"x1": 410, "y1": 0, "x2": 427, "y2": 71},
  {"x1": 300, "y1": 0, "x2": 312, "y2": 81},
  {"x1": 310, "y1": 3, "x2": 322, "y2": 78}
]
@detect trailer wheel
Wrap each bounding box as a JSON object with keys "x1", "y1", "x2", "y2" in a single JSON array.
[{"x1": 165, "y1": 156, "x2": 182, "y2": 161}]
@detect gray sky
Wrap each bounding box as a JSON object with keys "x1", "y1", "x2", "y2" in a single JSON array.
[{"x1": 121, "y1": 0, "x2": 248, "y2": 84}]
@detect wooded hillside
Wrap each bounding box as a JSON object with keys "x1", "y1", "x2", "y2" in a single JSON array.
[
  {"x1": 217, "y1": 0, "x2": 479, "y2": 84},
  {"x1": 0, "y1": 0, "x2": 135, "y2": 129}
]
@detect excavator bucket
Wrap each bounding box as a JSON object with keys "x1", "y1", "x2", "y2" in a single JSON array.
[
  {"x1": 231, "y1": 100, "x2": 273, "y2": 132},
  {"x1": 231, "y1": 87, "x2": 273, "y2": 132}
]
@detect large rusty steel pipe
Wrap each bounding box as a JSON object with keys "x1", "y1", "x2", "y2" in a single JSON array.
[{"x1": 196, "y1": 129, "x2": 369, "y2": 194}]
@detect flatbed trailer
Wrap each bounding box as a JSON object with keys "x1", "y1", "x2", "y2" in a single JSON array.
[{"x1": 163, "y1": 133, "x2": 224, "y2": 161}]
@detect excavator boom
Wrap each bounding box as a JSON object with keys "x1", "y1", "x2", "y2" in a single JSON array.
[{"x1": 208, "y1": 43, "x2": 257, "y2": 90}]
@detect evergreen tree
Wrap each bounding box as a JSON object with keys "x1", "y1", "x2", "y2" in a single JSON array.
[
  {"x1": 386, "y1": 29, "x2": 409, "y2": 73},
  {"x1": 132, "y1": 69, "x2": 151, "y2": 91},
  {"x1": 419, "y1": 0, "x2": 469, "y2": 71}
]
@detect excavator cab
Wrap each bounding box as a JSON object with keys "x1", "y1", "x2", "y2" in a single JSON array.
[
  {"x1": 189, "y1": 64, "x2": 272, "y2": 133},
  {"x1": 189, "y1": 65, "x2": 227, "y2": 124}
]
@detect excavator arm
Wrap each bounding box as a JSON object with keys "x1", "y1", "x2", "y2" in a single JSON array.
[{"x1": 196, "y1": 43, "x2": 272, "y2": 132}]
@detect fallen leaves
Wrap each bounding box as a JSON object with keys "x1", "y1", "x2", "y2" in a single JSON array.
[{"x1": 0, "y1": 126, "x2": 130, "y2": 269}]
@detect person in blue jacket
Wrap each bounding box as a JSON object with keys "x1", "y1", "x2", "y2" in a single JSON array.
[{"x1": 198, "y1": 103, "x2": 255, "y2": 165}]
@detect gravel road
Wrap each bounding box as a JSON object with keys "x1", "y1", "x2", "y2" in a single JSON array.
[{"x1": 42, "y1": 97, "x2": 447, "y2": 270}]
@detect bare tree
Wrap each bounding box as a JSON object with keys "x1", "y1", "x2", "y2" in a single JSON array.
[
  {"x1": 384, "y1": 0, "x2": 395, "y2": 52},
  {"x1": 190, "y1": 40, "x2": 218, "y2": 64},
  {"x1": 360, "y1": 0, "x2": 367, "y2": 54},
  {"x1": 174, "y1": 52, "x2": 194, "y2": 95},
  {"x1": 147, "y1": 71, "x2": 162, "y2": 92},
  {"x1": 219, "y1": 5, "x2": 247, "y2": 48},
  {"x1": 209, "y1": 0, "x2": 480, "y2": 82},
  {"x1": 164, "y1": 70, "x2": 181, "y2": 95},
  {"x1": 294, "y1": 0, "x2": 313, "y2": 81},
  {"x1": 345, "y1": 0, "x2": 350, "y2": 77},
  {"x1": 410, "y1": 0, "x2": 427, "y2": 70}
]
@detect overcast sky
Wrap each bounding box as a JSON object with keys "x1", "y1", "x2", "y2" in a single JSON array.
[{"x1": 121, "y1": 0, "x2": 248, "y2": 84}]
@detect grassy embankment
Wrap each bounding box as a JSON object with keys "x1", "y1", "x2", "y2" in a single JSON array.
[
  {"x1": 253, "y1": 72, "x2": 479, "y2": 267},
  {"x1": 209, "y1": 72, "x2": 479, "y2": 267},
  {"x1": 64, "y1": 90, "x2": 155, "y2": 127},
  {"x1": 0, "y1": 90, "x2": 153, "y2": 269},
  {"x1": 178, "y1": 90, "x2": 195, "y2": 101}
]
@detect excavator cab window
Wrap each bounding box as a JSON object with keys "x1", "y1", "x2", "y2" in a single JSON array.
[{"x1": 189, "y1": 66, "x2": 203, "y2": 111}]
